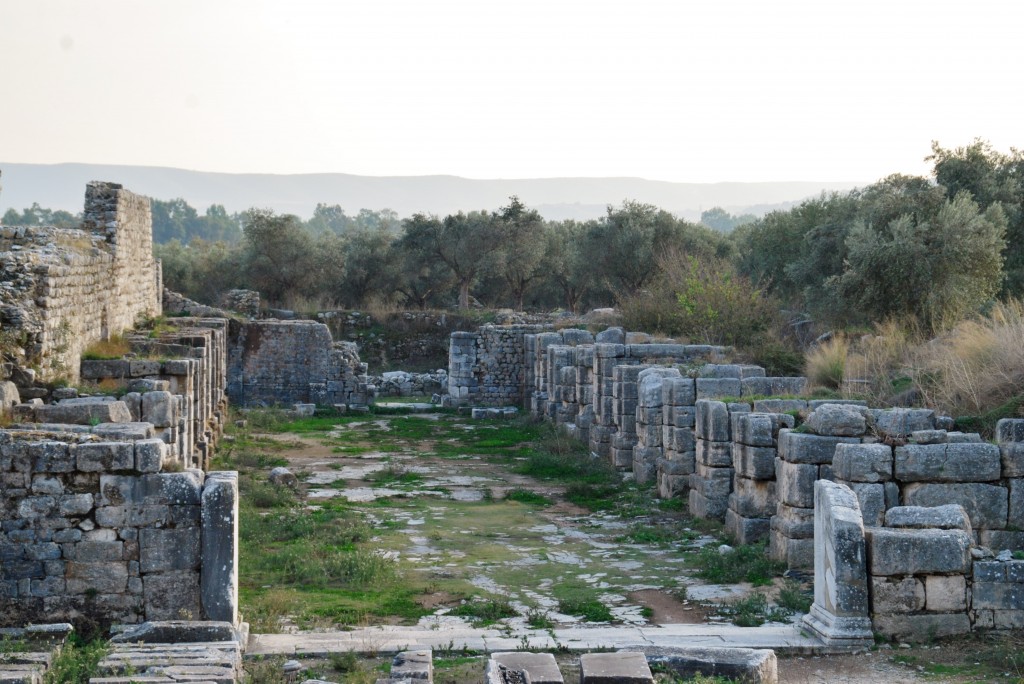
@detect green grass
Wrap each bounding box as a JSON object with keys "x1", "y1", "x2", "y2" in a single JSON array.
[
  {"x1": 554, "y1": 583, "x2": 615, "y2": 623},
  {"x1": 525, "y1": 608, "x2": 554, "y2": 629},
  {"x1": 504, "y1": 488, "x2": 551, "y2": 506},
  {"x1": 776, "y1": 579, "x2": 812, "y2": 613},
  {"x1": 365, "y1": 466, "x2": 425, "y2": 487},
  {"x1": 616, "y1": 522, "x2": 699, "y2": 545},
  {"x1": 450, "y1": 597, "x2": 518, "y2": 625},
  {"x1": 955, "y1": 393, "x2": 1024, "y2": 440},
  {"x1": 43, "y1": 635, "x2": 107, "y2": 684},
  {"x1": 692, "y1": 543, "x2": 783, "y2": 586},
  {"x1": 715, "y1": 592, "x2": 790, "y2": 627}
]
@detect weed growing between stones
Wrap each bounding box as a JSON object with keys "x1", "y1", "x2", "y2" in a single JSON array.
[
  {"x1": 776, "y1": 578, "x2": 813, "y2": 613},
  {"x1": 504, "y1": 488, "x2": 552, "y2": 506},
  {"x1": 715, "y1": 592, "x2": 791, "y2": 627},
  {"x1": 692, "y1": 543, "x2": 783, "y2": 586},
  {"x1": 42, "y1": 635, "x2": 106, "y2": 684},
  {"x1": 449, "y1": 597, "x2": 518, "y2": 625}
]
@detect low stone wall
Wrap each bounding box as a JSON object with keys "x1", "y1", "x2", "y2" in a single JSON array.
[{"x1": 0, "y1": 428, "x2": 237, "y2": 629}]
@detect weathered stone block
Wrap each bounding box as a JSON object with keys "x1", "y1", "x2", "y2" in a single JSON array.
[
  {"x1": 75, "y1": 442, "x2": 135, "y2": 472},
  {"x1": 490, "y1": 652, "x2": 563, "y2": 684},
  {"x1": 869, "y1": 408, "x2": 935, "y2": 438},
  {"x1": 871, "y1": 576, "x2": 924, "y2": 614},
  {"x1": 1001, "y1": 443, "x2": 1024, "y2": 478},
  {"x1": 996, "y1": 418, "x2": 1024, "y2": 444},
  {"x1": 832, "y1": 443, "x2": 893, "y2": 483},
  {"x1": 729, "y1": 478, "x2": 776, "y2": 517},
  {"x1": 769, "y1": 529, "x2": 814, "y2": 568},
  {"x1": 201, "y1": 472, "x2": 238, "y2": 624},
  {"x1": 663, "y1": 378, "x2": 696, "y2": 407},
  {"x1": 894, "y1": 442, "x2": 1001, "y2": 482},
  {"x1": 846, "y1": 482, "x2": 884, "y2": 527},
  {"x1": 741, "y1": 376, "x2": 807, "y2": 397},
  {"x1": 724, "y1": 509, "x2": 771, "y2": 545},
  {"x1": 884, "y1": 504, "x2": 972, "y2": 533},
  {"x1": 65, "y1": 561, "x2": 128, "y2": 594},
  {"x1": 925, "y1": 575, "x2": 967, "y2": 612},
  {"x1": 733, "y1": 443, "x2": 777, "y2": 480},
  {"x1": 141, "y1": 391, "x2": 175, "y2": 428},
  {"x1": 696, "y1": 378, "x2": 741, "y2": 400},
  {"x1": 697, "y1": 439, "x2": 732, "y2": 467},
  {"x1": 28, "y1": 442, "x2": 74, "y2": 473},
  {"x1": 579, "y1": 651, "x2": 652, "y2": 684},
  {"x1": 143, "y1": 570, "x2": 201, "y2": 620},
  {"x1": 58, "y1": 493, "x2": 94, "y2": 516},
  {"x1": 779, "y1": 431, "x2": 860, "y2": 465},
  {"x1": 140, "y1": 528, "x2": 200, "y2": 572},
  {"x1": 866, "y1": 527, "x2": 972, "y2": 576},
  {"x1": 902, "y1": 482, "x2": 1008, "y2": 530},
  {"x1": 776, "y1": 459, "x2": 818, "y2": 507},
  {"x1": 771, "y1": 503, "x2": 815, "y2": 538},
  {"x1": 696, "y1": 400, "x2": 730, "y2": 442},
  {"x1": 872, "y1": 613, "x2": 971, "y2": 640},
  {"x1": 805, "y1": 404, "x2": 867, "y2": 437},
  {"x1": 973, "y1": 581, "x2": 1024, "y2": 610},
  {"x1": 134, "y1": 439, "x2": 166, "y2": 474}
]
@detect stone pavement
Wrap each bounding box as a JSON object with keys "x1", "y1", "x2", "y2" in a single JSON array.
[{"x1": 247, "y1": 622, "x2": 825, "y2": 658}]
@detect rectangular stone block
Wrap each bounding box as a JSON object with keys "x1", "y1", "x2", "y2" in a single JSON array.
[
  {"x1": 894, "y1": 443, "x2": 1001, "y2": 482},
  {"x1": 925, "y1": 575, "x2": 967, "y2": 612},
  {"x1": 871, "y1": 576, "x2": 924, "y2": 614},
  {"x1": 996, "y1": 418, "x2": 1024, "y2": 444},
  {"x1": 741, "y1": 376, "x2": 807, "y2": 397},
  {"x1": 771, "y1": 504, "x2": 815, "y2": 538},
  {"x1": 733, "y1": 443, "x2": 776, "y2": 480},
  {"x1": 972, "y1": 582, "x2": 1024, "y2": 610},
  {"x1": 724, "y1": 509, "x2": 770, "y2": 545},
  {"x1": 75, "y1": 442, "x2": 135, "y2": 473},
  {"x1": 663, "y1": 378, "x2": 696, "y2": 407},
  {"x1": 866, "y1": 528, "x2": 972, "y2": 576},
  {"x1": 696, "y1": 377, "x2": 741, "y2": 400},
  {"x1": 697, "y1": 439, "x2": 732, "y2": 467},
  {"x1": 846, "y1": 482, "x2": 884, "y2": 527},
  {"x1": 769, "y1": 529, "x2": 814, "y2": 569},
  {"x1": 28, "y1": 442, "x2": 74, "y2": 473},
  {"x1": 776, "y1": 459, "x2": 818, "y2": 507},
  {"x1": 779, "y1": 431, "x2": 860, "y2": 465},
  {"x1": 832, "y1": 443, "x2": 893, "y2": 483},
  {"x1": 1001, "y1": 443, "x2": 1024, "y2": 478},
  {"x1": 902, "y1": 482, "x2": 1008, "y2": 530},
  {"x1": 688, "y1": 489, "x2": 728, "y2": 521},
  {"x1": 872, "y1": 613, "x2": 971, "y2": 640},
  {"x1": 143, "y1": 569, "x2": 201, "y2": 621},
  {"x1": 695, "y1": 400, "x2": 730, "y2": 442},
  {"x1": 869, "y1": 408, "x2": 936, "y2": 438},
  {"x1": 65, "y1": 561, "x2": 128, "y2": 594},
  {"x1": 729, "y1": 478, "x2": 776, "y2": 517}
]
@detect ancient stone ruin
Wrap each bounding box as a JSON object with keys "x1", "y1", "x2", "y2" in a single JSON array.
[{"x1": 449, "y1": 323, "x2": 1024, "y2": 640}]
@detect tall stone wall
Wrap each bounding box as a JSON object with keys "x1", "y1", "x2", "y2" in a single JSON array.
[
  {"x1": 447, "y1": 324, "x2": 550, "y2": 407},
  {"x1": 226, "y1": 319, "x2": 373, "y2": 408},
  {"x1": 0, "y1": 182, "x2": 161, "y2": 382}
]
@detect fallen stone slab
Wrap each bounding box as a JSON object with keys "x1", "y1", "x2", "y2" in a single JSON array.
[
  {"x1": 389, "y1": 649, "x2": 432, "y2": 681},
  {"x1": 490, "y1": 652, "x2": 563, "y2": 684},
  {"x1": 110, "y1": 621, "x2": 242, "y2": 644},
  {"x1": 579, "y1": 652, "x2": 652, "y2": 684},
  {"x1": 646, "y1": 647, "x2": 777, "y2": 684}
]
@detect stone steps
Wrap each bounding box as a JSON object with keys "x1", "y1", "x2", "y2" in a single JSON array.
[
  {"x1": 0, "y1": 653, "x2": 49, "y2": 684},
  {"x1": 90, "y1": 641, "x2": 241, "y2": 684}
]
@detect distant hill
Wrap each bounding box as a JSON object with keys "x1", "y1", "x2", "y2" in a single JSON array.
[{"x1": 0, "y1": 162, "x2": 864, "y2": 221}]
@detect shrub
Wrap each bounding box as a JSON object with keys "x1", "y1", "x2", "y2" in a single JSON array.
[
  {"x1": 81, "y1": 336, "x2": 131, "y2": 360},
  {"x1": 693, "y1": 543, "x2": 782, "y2": 586}
]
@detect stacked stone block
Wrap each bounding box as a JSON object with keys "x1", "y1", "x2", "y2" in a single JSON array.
[
  {"x1": 633, "y1": 368, "x2": 682, "y2": 484},
  {"x1": 690, "y1": 400, "x2": 745, "y2": 521},
  {"x1": 726, "y1": 412, "x2": 793, "y2": 544},
  {"x1": 447, "y1": 324, "x2": 549, "y2": 407},
  {"x1": 658, "y1": 377, "x2": 696, "y2": 499},
  {"x1": 571, "y1": 345, "x2": 596, "y2": 444},
  {"x1": 611, "y1": 365, "x2": 644, "y2": 470},
  {"x1": 0, "y1": 429, "x2": 238, "y2": 628},
  {"x1": 866, "y1": 505, "x2": 974, "y2": 639},
  {"x1": 973, "y1": 556, "x2": 1024, "y2": 630},
  {"x1": 589, "y1": 339, "x2": 626, "y2": 460}
]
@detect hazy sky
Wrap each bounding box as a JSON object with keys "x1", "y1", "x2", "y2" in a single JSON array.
[{"x1": 1, "y1": 0, "x2": 1020, "y2": 183}]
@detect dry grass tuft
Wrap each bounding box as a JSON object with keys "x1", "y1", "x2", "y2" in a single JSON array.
[
  {"x1": 81, "y1": 335, "x2": 131, "y2": 360},
  {"x1": 843, "y1": 319, "x2": 922, "y2": 406},
  {"x1": 804, "y1": 336, "x2": 848, "y2": 390},
  {"x1": 913, "y1": 300, "x2": 1024, "y2": 417}
]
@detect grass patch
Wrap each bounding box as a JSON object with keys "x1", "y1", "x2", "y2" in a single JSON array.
[
  {"x1": 450, "y1": 597, "x2": 518, "y2": 625},
  {"x1": 804, "y1": 335, "x2": 848, "y2": 391},
  {"x1": 366, "y1": 466, "x2": 425, "y2": 487},
  {"x1": 525, "y1": 608, "x2": 554, "y2": 629},
  {"x1": 692, "y1": 543, "x2": 782, "y2": 586},
  {"x1": 616, "y1": 522, "x2": 699, "y2": 545},
  {"x1": 776, "y1": 578, "x2": 812, "y2": 613},
  {"x1": 715, "y1": 592, "x2": 790, "y2": 627},
  {"x1": 43, "y1": 635, "x2": 106, "y2": 684},
  {"x1": 504, "y1": 488, "x2": 551, "y2": 506},
  {"x1": 554, "y1": 583, "x2": 615, "y2": 623},
  {"x1": 81, "y1": 335, "x2": 131, "y2": 361}
]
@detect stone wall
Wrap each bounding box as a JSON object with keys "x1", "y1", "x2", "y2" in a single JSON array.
[
  {"x1": 448, "y1": 324, "x2": 549, "y2": 406},
  {"x1": 0, "y1": 427, "x2": 237, "y2": 629},
  {"x1": 226, "y1": 319, "x2": 374, "y2": 408},
  {"x1": 0, "y1": 182, "x2": 161, "y2": 382}
]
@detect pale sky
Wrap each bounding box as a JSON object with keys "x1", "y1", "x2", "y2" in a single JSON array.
[{"x1": 1, "y1": 0, "x2": 1020, "y2": 183}]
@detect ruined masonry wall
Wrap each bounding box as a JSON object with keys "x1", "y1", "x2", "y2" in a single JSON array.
[
  {"x1": 0, "y1": 182, "x2": 161, "y2": 382},
  {"x1": 0, "y1": 429, "x2": 237, "y2": 628},
  {"x1": 227, "y1": 319, "x2": 373, "y2": 408},
  {"x1": 448, "y1": 325, "x2": 550, "y2": 406}
]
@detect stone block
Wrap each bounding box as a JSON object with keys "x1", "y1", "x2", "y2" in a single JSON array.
[
  {"x1": 141, "y1": 391, "x2": 175, "y2": 428},
  {"x1": 696, "y1": 378, "x2": 741, "y2": 400},
  {"x1": 779, "y1": 430, "x2": 860, "y2": 465},
  {"x1": 645, "y1": 648, "x2": 777, "y2": 684},
  {"x1": 996, "y1": 418, "x2": 1024, "y2": 444},
  {"x1": 1001, "y1": 443, "x2": 1024, "y2": 478},
  {"x1": 734, "y1": 413, "x2": 774, "y2": 447},
  {"x1": 201, "y1": 472, "x2": 238, "y2": 623},
  {"x1": 753, "y1": 399, "x2": 808, "y2": 414},
  {"x1": 884, "y1": 504, "x2": 972, "y2": 533},
  {"x1": 80, "y1": 359, "x2": 130, "y2": 379},
  {"x1": 869, "y1": 408, "x2": 935, "y2": 438},
  {"x1": 663, "y1": 378, "x2": 696, "y2": 407},
  {"x1": 771, "y1": 504, "x2": 815, "y2": 538},
  {"x1": 846, "y1": 482, "x2": 884, "y2": 527},
  {"x1": 902, "y1": 482, "x2": 1008, "y2": 530},
  {"x1": 805, "y1": 404, "x2": 867, "y2": 437},
  {"x1": 130, "y1": 359, "x2": 162, "y2": 377},
  {"x1": 866, "y1": 527, "x2": 972, "y2": 576},
  {"x1": 143, "y1": 570, "x2": 201, "y2": 620},
  {"x1": 894, "y1": 442, "x2": 1001, "y2": 482},
  {"x1": 92, "y1": 423, "x2": 155, "y2": 440},
  {"x1": 769, "y1": 529, "x2": 814, "y2": 569},
  {"x1": 490, "y1": 652, "x2": 563, "y2": 684},
  {"x1": 872, "y1": 613, "x2": 971, "y2": 640},
  {"x1": 28, "y1": 442, "x2": 74, "y2": 473},
  {"x1": 925, "y1": 575, "x2": 967, "y2": 612},
  {"x1": 733, "y1": 443, "x2": 776, "y2": 480},
  {"x1": 134, "y1": 439, "x2": 166, "y2": 474},
  {"x1": 832, "y1": 443, "x2": 893, "y2": 483},
  {"x1": 695, "y1": 400, "x2": 730, "y2": 442},
  {"x1": 973, "y1": 581, "x2": 1024, "y2": 610},
  {"x1": 391, "y1": 649, "x2": 433, "y2": 681},
  {"x1": 75, "y1": 442, "x2": 135, "y2": 473},
  {"x1": 697, "y1": 439, "x2": 732, "y2": 467},
  {"x1": 741, "y1": 376, "x2": 807, "y2": 397},
  {"x1": 139, "y1": 528, "x2": 200, "y2": 573},
  {"x1": 871, "y1": 576, "x2": 925, "y2": 614},
  {"x1": 36, "y1": 399, "x2": 132, "y2": 425},
  {"x1": 65, "y1": 561, "x2": 128, "y2": 594},
  {"x1": 688, "y1": 489, "x2": 729, "y2": 521},
  {"x1": 978, "y1": 530, "x2": 1024, "y2": 552},
  {"x1": 776, "y1": 459, "x2": 818, "y2": 508},
  {"x1": 58, "y1": 493, "x2": 94, "y2": 516},
  {"x1": 579, "y1": 652, "x2": 652, "y2": 684},
  {"x1": 724, "y1": 509, "x2": 770, "y2": 545},
  {"x1": 729, "y1": 478, "x2": 776, "y2": 517}
]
